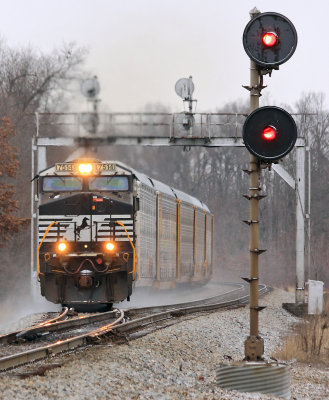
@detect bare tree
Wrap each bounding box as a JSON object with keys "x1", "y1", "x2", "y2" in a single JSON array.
[
  {"x1": 0, "y1": 117, "x2": 29, "y2": 245},
  {"x1": 0, "y1": 41, "x2": 86, "y2": 119},
  {"x1": 0, "y1": 40, "x2": 87, "y2": 298}
]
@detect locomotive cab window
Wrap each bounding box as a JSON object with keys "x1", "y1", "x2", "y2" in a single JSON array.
[
  {"x1": 88, "y1": 176, "x2": 129, "y2": 191},
  {"x1": 42, "y1": 176, "x2": 83, "y2": 192}
]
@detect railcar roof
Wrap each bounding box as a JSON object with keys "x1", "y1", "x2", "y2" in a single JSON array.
[
  {"x1": 111, "y1": 161, "x2": 210, "y2": 210},
  {"x1": 171, "y1": 188, "x2": 209, "y2": 211},
  {"x1": 152, "y1": 179, "x2": 176, "y2": 197}
]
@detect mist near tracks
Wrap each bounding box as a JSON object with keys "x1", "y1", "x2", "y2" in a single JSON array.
[
  {"x1": 0, "y1": 291, "x2": 60, "y2": 334},
  {"x1": 116, "y1": 280, "x2": 238, "y2": 309}
]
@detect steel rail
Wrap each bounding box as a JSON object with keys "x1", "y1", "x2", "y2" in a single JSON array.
[
  {"x1": 0, "y1": 309, "x2": 120, "y2": 344},
  {"x1": 36, "y1": 307, "x2": 69, "y2": 327},
  {"x1": 121, "y1": 285, "x2": 270, "y2": 333},
  {"x1": 0, "y1": 309, "x2": 124, "y2": 371},
  {"x1": 16, "y1": 307, "x2": 70, "y2": 339},
  {"x1": 0, "y1": 282, "x2": 245, "y2": 344},
  {"x1": 126, "y1": 282, "x2": 249, "y2": 314},
  {"x1": 0, "y1": 308, "x2": 69, "y2": 344},
  {"x1": 0, "y1": 285, "x2": 270, "y2": 372}
]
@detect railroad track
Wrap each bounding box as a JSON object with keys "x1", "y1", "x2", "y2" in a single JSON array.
[
  {"x1": 0, "y1": 283, "x2": 270, "y2": 373},
  {"x1": 125, "y1": 282, "x2": 265, "y2": 315},
  {"x1": 0, "y1": 308, "x2": 69, "y2": 344},
  {"x1": 0, "y1": 309, "x2": 121, "y2": 345}
]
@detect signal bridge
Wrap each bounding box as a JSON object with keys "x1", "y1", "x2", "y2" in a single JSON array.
[{"x1": 34, "y1": 111, "x2": 305, "y2": 148}]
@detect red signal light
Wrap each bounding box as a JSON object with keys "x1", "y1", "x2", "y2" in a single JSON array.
[
  {"x1": 243, "y1": 106, "x2": 297, "y2": 162},
  {"x1": 262, "y1": 126, "x2": 277, "y2": 141},
  {"x1": 262, "y1": 32, "x2": 277, "y2": 47}
]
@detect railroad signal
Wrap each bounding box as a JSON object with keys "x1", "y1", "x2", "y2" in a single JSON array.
[
  {"x1": 242, "y1": 106, "x2": 297, "y2": 162},
  {"x1": 243, "y1": 12, "x2": 298, "y2": 68},
  {"x1": 240, "y1": 8, "x2": 299, "y2": 366}
]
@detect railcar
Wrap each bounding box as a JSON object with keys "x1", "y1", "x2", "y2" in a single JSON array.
[{"x1": 36, "y1": 159, "x2": 213, "y2": 308}]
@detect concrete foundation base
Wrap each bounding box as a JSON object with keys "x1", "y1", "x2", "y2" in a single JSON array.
[{"x1": 282, "y1": 302, "x2": 307, "y2": 317}]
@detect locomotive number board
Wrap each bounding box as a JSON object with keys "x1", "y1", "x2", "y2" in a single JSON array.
[{"x1": 55, "y1": 163, "x2": 116, "y2": 173}]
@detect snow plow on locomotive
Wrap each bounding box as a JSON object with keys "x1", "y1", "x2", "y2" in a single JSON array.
[{"x1": 36, "y1": 159, "x2": 213, "y2": 308}]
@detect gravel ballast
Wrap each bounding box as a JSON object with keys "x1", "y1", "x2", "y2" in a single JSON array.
[{"x1": 0, "y1": 289, "x2": 328, "y2": 399}]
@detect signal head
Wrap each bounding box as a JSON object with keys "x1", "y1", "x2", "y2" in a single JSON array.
[
  {"x1": 242, "y1": 106, "x2": 297, "y2": 162},
  {"x1": 243, "y1": 12, "x2": 297, "y2": 68}
]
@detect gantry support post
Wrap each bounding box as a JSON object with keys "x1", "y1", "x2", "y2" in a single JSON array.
[{"x1": 295, "y1": 146, "x2": 306, "y2": 303}]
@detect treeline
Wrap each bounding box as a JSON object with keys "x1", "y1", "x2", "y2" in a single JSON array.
[{"x1": 0, "y1": 40, "x2": 86, "y2": 298}]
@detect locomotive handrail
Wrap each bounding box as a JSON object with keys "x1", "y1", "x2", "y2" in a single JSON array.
[
  {"x1": 114, "y1": 221, "x2": 136, "y2": 280},
  {"x1": 37, "y1": 221, "x2": 58, "y2": 281}
]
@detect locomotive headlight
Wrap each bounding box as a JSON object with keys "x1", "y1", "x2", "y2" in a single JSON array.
[
  {"x1": 57, "y1": 242, "x2": 67, "y2": 252},
  {"x1": 78, "y1": 163, "x2": 93, "y2": 174},
  {"x1": 105, "y1": 241, "x2": 115, "y2": 251}
]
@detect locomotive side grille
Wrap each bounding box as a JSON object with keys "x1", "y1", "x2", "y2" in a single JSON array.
[
  {"x1": 100, "y1": 215, "x2": 134, "y2": 241},
  {"x1": 38, "y1": 214, "x2": 134, "y2": 243},
  {"x1": 38, "y1": 217, "x2": 73, "y2": 242}
]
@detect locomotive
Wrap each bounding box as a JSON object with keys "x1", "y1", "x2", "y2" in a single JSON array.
[{"x1": 36, "y1": 159, "x2": 213, "y2": 308}]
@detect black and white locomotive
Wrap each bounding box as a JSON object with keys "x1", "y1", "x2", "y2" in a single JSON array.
[{"x1": 36, "y1": 159, "x2": 213, "y2": 308}]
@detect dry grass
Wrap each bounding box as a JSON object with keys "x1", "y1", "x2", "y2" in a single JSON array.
[{"x1": 275, "y1": 295, "x2": 329, "y2": 365}]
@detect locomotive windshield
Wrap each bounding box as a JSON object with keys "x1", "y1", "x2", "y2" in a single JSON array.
[
  {"x1": 89, "y1": 176, "x2": 129, "y2": 191},
  {"x1": 42, "y1": 176, "x2": 83, "y2": 192},
  {"x1": 41, "y1": 175, "x2": 130, "y2": 193}
]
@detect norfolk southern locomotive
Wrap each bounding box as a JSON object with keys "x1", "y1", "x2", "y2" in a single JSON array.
[{"x1": 36, "y1": 159, "x2": 213, "y2": 307}]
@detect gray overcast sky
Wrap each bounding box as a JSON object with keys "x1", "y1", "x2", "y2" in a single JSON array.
[{"x1": 0, "y1": 0, "x2": 325, "y2": 112}]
